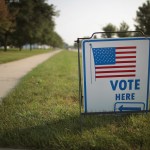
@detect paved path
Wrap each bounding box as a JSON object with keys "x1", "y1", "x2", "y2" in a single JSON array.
[{"x1": 0, "y1": 50, "x2": 61, "y2": 102}]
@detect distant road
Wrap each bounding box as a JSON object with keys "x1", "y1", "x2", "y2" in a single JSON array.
[{"x1": 0, "y1": 50, "x2": 61, "y2": 102}]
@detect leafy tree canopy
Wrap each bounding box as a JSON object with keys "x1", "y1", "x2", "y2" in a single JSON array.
[
  {"x1": 117, "y1": 21, "x2": 131, "y2": 37},
  {"x1": 101, "y1": 23, "x2": 116, "y2": 38},
  {"x1": 135, "y1": 0, "x2": 150, "y2": 36},
  {"x1": 0, "y1": 0, "x2": 64, "y2": 50},
  {"x1": 0, "y1": 0, "x2": 17, "y2": 50},
  {"x1": 0, "y1": 0, "x2": 15, "y2": 33}
]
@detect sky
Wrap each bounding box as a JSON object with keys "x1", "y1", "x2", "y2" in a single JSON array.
[{"x1": 47, "y1": 0, "x2": 146, "y2": 45}]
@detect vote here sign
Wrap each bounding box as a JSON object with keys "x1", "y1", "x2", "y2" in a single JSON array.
[{"x1": 82, "y1": 38, "x2": 150, "y2": 113}]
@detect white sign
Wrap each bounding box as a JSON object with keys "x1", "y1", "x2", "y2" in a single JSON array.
[{"x1": 82, "y1": 38, "x2": 150, "y2": 113}]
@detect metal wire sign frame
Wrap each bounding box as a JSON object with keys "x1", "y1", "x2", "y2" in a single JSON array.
[{"x1": 75, "y1": 31, "x2": 150, "y2": 116}]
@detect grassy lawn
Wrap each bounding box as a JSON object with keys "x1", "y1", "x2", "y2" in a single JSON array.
[
  {"x1": 0, "y1": 51, "x2": 150, "y2": 150},
  {"x1": 0, "y1": 49, "x2": 52, "y2": 64}
]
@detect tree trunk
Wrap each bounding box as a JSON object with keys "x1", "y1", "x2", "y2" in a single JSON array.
[
  {"x1": 30, "y1": 43, "x2": 32, "y2": 51},
  {"x1": 19, "y1": 46, "x2": 22, "y2": 51},
  {"x1": 4, "y1": 33, "x2": 8, "y2": 52}
]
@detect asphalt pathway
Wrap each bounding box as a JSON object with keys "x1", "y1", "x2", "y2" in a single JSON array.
[{"x1": 0, "y1": 50, "x2": 61, "y2": 102}]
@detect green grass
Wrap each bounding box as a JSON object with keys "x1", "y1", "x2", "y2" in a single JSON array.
[
  {"x1": 0, "y1": 49, "x2": 52, "y2": 64},
  {"x1": 0, "y1": 51, "x2": 150, "y2": 150}
]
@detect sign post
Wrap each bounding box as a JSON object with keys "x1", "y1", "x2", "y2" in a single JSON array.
[{"x1": 82, "y1": 37, "x2": 150, "y2": 114}]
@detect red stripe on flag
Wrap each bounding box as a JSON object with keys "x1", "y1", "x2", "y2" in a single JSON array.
[
  {"x1": 116, "y1": 46, "x2": 136, "y2": 49},
  {"x1": 116, "y1": 51, "x2": 136, "y2": 54},
  {"x1": 96, "y1": 74, "x2": 136, "y2": 78}
]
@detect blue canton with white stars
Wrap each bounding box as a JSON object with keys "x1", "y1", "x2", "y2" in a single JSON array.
[{"x1": 92, "y1": 47, "x2": 116, "y2": 65}]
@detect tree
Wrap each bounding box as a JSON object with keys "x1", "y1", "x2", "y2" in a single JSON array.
[
  {"x1": 12, "y1": 0, "x2": 59, "y2": 50},
  {"x1": 93, "y1": 35, "x2": 97, "y2": 39},
  {"x1": 117, "y1": 21, "x2": 131, "y2": 37},
  {"x1": 0, "y1": 0, "x2": 63, "y2": 50},
  {"x1": 74, "y1": 42, "x2": 78, "y2": 49},
  {"x1": 50, "y1": 31, "x2": 64, "y2": 48},
  {"x1": 0, "y1": 0, "x2": 16, "y2": 51},
  {"x1": 135, "y1": 0, "x2": 150, "y2": 36},
  {"x1": 101, "y1": 23, "x2": 116, "y2": 38}
]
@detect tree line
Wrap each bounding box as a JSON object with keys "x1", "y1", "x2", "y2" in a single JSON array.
[
  {"x1": 0, "y1": 0, "x2": 64, "y2": 51},
  {"x1": 99, "y1": 0, "x2": 150, "y2": 38}
]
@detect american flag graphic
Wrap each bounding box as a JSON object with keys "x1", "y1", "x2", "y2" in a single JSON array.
[{"x1": 92, "y1": 46, "x2": 136, "y2": 78}]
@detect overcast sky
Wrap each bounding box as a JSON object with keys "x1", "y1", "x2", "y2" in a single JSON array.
[{"x1": 47, "y1": 0, "x2": 146, "y2": 45}]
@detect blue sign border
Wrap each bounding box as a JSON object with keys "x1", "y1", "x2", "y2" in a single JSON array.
[{"x1": 82, "y1": 37, "x2": 150, "y2": 113}]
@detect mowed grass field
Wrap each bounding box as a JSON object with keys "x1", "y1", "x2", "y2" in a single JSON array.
[
  {"x1": 0, "y1": 51, "x2": 150, "y2": 150},
  {"x1": 0, "y1": 49, "x2": 52, "y2": 64}
]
